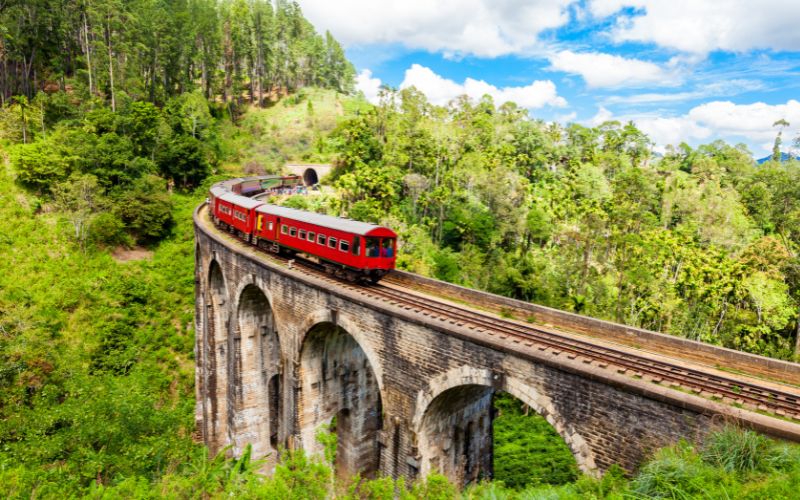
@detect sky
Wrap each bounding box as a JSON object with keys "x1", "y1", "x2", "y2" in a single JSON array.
[{"x1": 296, "y1": 0, "x2": 800, "y2": 156}]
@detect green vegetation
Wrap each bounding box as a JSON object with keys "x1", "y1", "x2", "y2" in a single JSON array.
[
  {"x1": 0, "y1": 160, "x2": 200, "y2": 495},
  {"x1": 329, "y1": 89, "x2": 800, "y2": 361},
  {"x1": 492, "y1": 393, "x2": 579, "y2": 489},
  {"x1": 0, "y1": 0, "x2": 354, "y2": 107},
  {"x1": 2, "y1": 0, "x2": 800, "y2": 495}
]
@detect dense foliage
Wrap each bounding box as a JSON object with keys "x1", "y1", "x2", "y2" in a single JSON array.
[
  {"x1": 328, "y1": 89, "x2": 800, "y2": 360},
  {"x1": 492, "y1": 393, "x2": 578, "y2": 488},
  {"x1": 0, "y1": 0, "x2": 354, "y2": 107},
  {"x1": 0, "y1": 164, "x2": 199, "y2": 495}
]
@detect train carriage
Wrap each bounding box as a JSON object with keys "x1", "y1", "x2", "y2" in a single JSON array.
[
  {"x1": 215, "y1": 192, "x2": 264, "y2": 238},
  {"x1": 254, "y1": 204, "x2": 397, "y2": 282},
  {"x1": 209, "y1": 176, "x2": 397, "y2": 283},
  {"x1": 209, "y1": 186, "x2": 227, "y2": 216}
]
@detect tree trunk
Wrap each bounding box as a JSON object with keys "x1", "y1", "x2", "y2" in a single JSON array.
[
  {"x1": 83, "y1": 11, "x2": 94, "y2": 95},
  {"x1": 256, "y1": 47, "x2": 263, "y2": 106},
  {"x1": 106, "y1": 14, "x2": 115, "y2": 112}
]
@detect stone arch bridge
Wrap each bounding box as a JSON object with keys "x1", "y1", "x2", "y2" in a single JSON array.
[{"x1": 194, "y1": 204, "x2": 800, "y2": 486}]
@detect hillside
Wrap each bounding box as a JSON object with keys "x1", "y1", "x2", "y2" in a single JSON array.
[{"x1": 220, "y1": 88, "x2": 371, "y2": 172}]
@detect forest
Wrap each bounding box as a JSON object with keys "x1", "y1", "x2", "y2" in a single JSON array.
[
  {"x1": 0, "y1": 0, "x2": 354, "y2": 106},
  {"x1": 316, "y1": 89, "x2": 800, "y2": 361},
  {"x1": 1, "y1": 0, "x2": 800, "y2": 497}
]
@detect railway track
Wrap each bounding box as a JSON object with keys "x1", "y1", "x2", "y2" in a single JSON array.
[{"x1": 210, "y1": 213, "x2": 800, "y2": 424}]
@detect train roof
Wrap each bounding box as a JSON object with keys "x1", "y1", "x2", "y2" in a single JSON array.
[
  {"x1": 210, "y1": 186, "x2": 227, "y2": 198},
  {"x1": 257, "y1": 204, "x2": 396, "y2": 237},
  {"x1": 219, "y1": 192, "x2": 264, "y2": 210}
]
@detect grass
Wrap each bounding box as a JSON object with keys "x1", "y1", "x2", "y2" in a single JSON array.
[{"x1": 225, "y1": 88, "x2": 368, "y2": 171}]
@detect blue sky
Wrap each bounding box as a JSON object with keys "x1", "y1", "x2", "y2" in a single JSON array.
[{"x1": 297, "y1": 0, "x2": 800, "y2": 156}]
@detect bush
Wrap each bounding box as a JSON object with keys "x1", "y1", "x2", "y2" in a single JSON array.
[
  {"x1": 90, "y1": 211, "x2": 131, "y2": 247},
  {"x1": 11, "y1": 141, "x2": 71, "y2": 192},
  {"x1": 632, "y1": 441, "x2": 732, "y2": 499},
  {"x1": 112, "y1": 175, "x2": 174, "y2": 243},
  {"x1": 702, "y1": 427, "x2": 772, "y2": 474},
  {"x1": 156, "y1": 134, "x2": 213, "y2": 189}
]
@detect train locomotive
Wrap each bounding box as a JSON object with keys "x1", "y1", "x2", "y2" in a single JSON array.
[{"x1": 209, "y1": 176, "x2": 397, "y2": 283}]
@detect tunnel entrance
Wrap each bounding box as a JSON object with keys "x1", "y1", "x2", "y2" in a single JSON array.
[
  {"x1": 299, "y1": 323, "x2": 382, "y2": 479},
  {"x1": 418, "y1": 386, "x2": 579, "y2": 489},
  {"x1": 303, "y1": 168, "x2": 319, "y2": 186}
]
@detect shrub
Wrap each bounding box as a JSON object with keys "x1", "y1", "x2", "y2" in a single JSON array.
[
  {"x1": 89, "y1": 211, "x2": 131, "y2": 247},
  {"x1": 631, "y1": 442, "x2": 727, "y2": 498},
  {"x1": 702, "y1": 427, "x2": 772, "y2": 474}
]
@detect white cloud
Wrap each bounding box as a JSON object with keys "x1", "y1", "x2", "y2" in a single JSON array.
[
  {"x1": 356, "y1": 69, "x2": 382, "y2": 104},
  {"x1": 588, "y1": 0, "x2": 800, "y2": 54},
  {"x1": 548, "y1": 50, "x2": 678, "y2": 88},
  {"x1": 603, "y1": 80, "x2": 765, "y2": 105},
  {"x1": 296, "y1": 0, "x2": 573, "y2": 57},
  {"x1": 687, "y1": 100, "x2": 800, "y2": 145},
  {"x1": 400, "y1": 64, "x2": 567, "y2": 108},
  {"x1": 635, "y1": 117, "x2": 712, "y2": 153},
  {"x1": 556, "y1": 111, "x2": 578, "y2": 123},
  {"x1": 589, "y1": 99, "x2": 800, "y2": 154},
  {"x1": 589, "y1": 106, "x2": 615, "y2": 126}
]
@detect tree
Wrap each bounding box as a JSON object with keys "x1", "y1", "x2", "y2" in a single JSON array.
[
  {"x1": 772, "y1": 119, "x2": 790, "y2": 162},
  {"x1": 52, "y1": 173, "x2": 105, "y2": 249},
  {"x1": 11, "y1": 140, "x2": 71, "y2": 193},
  {"x1": 156, "y1": 134, "x2": 212, "y2": 189},
  {"x1": 112, "y1": 175, "x2": 173, "y2": 242}
]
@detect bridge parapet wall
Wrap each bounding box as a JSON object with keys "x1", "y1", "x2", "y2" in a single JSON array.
[{"x1": 388, "y1": 270, "x2": 800, "y2": 384}]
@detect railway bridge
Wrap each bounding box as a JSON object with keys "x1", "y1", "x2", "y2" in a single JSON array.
[{"x1": 194, "y1": 203, "x2": 800, "y2": 486}]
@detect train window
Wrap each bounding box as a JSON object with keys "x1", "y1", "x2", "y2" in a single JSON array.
[
  {"x1": 299, "y1": 229, "x2": 307, "y2": 240},
  {"x1": 269, "y1": 221, "x2": 274, "y2": 231},
  {"x1": 366, "y1": 238, "x2": 380, "y2": 257},
  {"x1": 339, "y1": 240, "x2": 349, "y2": 253},
  {"x1": 381, "y1": 238, "x2": 395, "y2": 257},
  {"x1": 290, "y1": 227, "x2": 297, "y2": 237},
  {"x1": 328, "y1": 237, "x2": 337, "y2": 249},
  {"x1": 281, "y1": 224, "x2": 288, "y2": 234},
  {"x1": 352, "y1": 236, "x2": 360, "y2": 255},
  {"x1": 318, "y1": 234, "x2": 326, "y2": 245},
  {"x1": 220, "y1": 205, "x2": 231, "y2": 215},
  {"x1": 308, "y1": 231, "x2": 315, "y2": 242}
]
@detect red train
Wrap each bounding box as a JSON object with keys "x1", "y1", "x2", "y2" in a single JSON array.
[{"x1": 209, "y1": 177, "x2": 397, "y2": 283}]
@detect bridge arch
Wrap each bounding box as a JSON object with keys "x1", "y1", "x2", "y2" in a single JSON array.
[
  {"x1": 231, "y1": 282, "x2": 281, "y2": 461},
  {"x1": 412, "y1": 366, "x2": 596, "y2": 486},
  {"x1": 297, "y1": 317, "x2": 384, "y2": 480},
  {"x1": 205, "y1": 259, "x2": 230, "y2": 453},
  {"x1": 296, "y1": 309, "x2": 384, "y2": 392}
]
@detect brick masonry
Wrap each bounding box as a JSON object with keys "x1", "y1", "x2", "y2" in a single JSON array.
[{"x1": 194, "y1": 205, "x2": 800, "y2": 487}]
